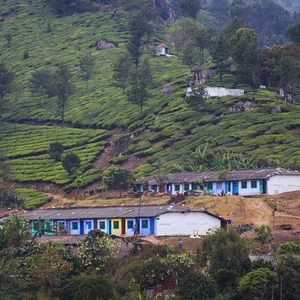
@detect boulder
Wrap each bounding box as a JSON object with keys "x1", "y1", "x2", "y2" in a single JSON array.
[
  {"x1": 271, "y1": 106, "x2": 281, "y2": 114},
  {"x1": 97, "y1": 39, "x2": 116, "y2": 50},
  {"x1": 164, "y1": 84, "x2": 173, "y2": 95},
  {"x1": 229, "y1": 100, "x2": 256, "y2": 112}
]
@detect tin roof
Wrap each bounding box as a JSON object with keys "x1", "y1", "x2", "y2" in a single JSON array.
[
  {"x1": 135, "y1": 168, "x2": 300, "y2": 184},
  {"x1": 23, "y1": 205, "x2": 224, "y2": 221}
]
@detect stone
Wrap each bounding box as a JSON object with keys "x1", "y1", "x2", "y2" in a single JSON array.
[
  {"x1": 271, "y1": 106, "x2": 281, "y2": 114},
  {"x1": 164, "y1": 84, "x2": 173, "y2": 95},
  {"x1": 96, "y1": 39, "x2": 116, "y2": 50}
]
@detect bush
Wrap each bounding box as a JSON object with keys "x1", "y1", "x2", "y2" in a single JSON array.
[{"x1": 48, "y1": 142, "x2": 64, "y2": 161}]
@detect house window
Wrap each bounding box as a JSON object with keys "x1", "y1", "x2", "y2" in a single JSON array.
[
  {"x1": 142, "y1": 220, "x2": 148, "y2": 229},
  {"x1": 151, "y1": 185, "x2": 158, "y2": 192},
  {"x1": 216, "y1": 182, "x2": 222, "y2": 190},
  {"x1": 206, "y1": 183, "x2": 213, "y2": 190},
  {"x1": 192, "y1": 183, "x2": 200, "y2": 190},
  {"x1": 184, "y1": 184, "x2": 189, "y2": 191},
  {"x1": 86, "y1": 221, "x2": 92, "y2": 230},
  {"x1": 251, "y1": 181, "x2": 257, "y2": 188},
  {"x1": 99, "y1": 221, "x2": 105, "y2": 230},
  {"x1": 32, "y1": 221, "x2": 38, "y2": 231},
  {"x1": 175, "y1": 184, "x2": 180, "y2": 191},
  {"x1": 58, "y1": 222, "x2": 65, "y2": 231},
  {"x1": 241, "y1": 181, "x2": 247, "y2": 189},
  {"x1": 45, "y1": 221, "x2": 52, "y2": 232},
  {"x1": 127, "y1": 220, "x2": 134, "y2": 229},
  {"x1": 113, "y1": 221, "x2": 119, "y2": 229},
  {"x1": 72, "y1": 222, "x2": 78, "y2": 230},
  {"x1": 136, "y1": 184, "x2": 142, "y2": 192}
]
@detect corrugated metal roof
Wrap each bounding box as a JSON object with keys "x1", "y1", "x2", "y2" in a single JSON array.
[
  {"x1": 23, "y1": 205, "x2": 224, "y2": 221},
  {"x1": 135, "y1": 168, "x2": 300, "y2": 184}
]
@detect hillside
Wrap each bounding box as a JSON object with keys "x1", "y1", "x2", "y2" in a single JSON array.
[{"x1": 1, "y1": 0, "x2": 300, "y2": 191}]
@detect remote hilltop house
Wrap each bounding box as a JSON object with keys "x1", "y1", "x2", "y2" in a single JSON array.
[
  {"x1": 156, "y1": 43, "x2": 169, "y2": 56},
  {"x1": 24, "y1": 205, "x2": 226, "y2": 237},
  {"x1": 133, "y1": 168, "x2": 300, "y2": 196}
]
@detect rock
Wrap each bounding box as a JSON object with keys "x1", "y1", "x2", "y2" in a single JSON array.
[
  {"x1": 155, "y1": 0, "x2": 175, "y2": 22},
  {"x1": 190, "y1": 66, "x2": 216, "y2": 85},
  {"x1": 229, "y1": 100, "x2": 256, "y2": 112},
  {"x1": 96, "y1": 39, "x2": 116, "y2": 50},
  {"x1": 164, "y1": 84, "x2": 173, "y2": 95},
  {"x1": 271, "y1": 106, "x2": 281, "y2": 114}
]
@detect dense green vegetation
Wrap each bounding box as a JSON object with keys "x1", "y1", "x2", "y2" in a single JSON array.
[
  {"x1": 0, "y1": 0, "x2": 300, "y2": 190},
  {"x1": 16, "y1": 188, "x2": 52, "y2": 209}
]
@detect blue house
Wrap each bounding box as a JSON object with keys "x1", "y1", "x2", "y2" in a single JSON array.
[{"x1": 133, "y1": 168, "x2": 300, "y2": 196}]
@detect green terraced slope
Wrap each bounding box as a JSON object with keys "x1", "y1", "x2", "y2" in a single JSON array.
[{"x1": 1, "y1": 0, "x2": 300, "y2": 188}]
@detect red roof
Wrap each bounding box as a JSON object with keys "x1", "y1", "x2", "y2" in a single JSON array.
[{"x1": 156, "y1": 43, "x2": 168, "y2": 48}]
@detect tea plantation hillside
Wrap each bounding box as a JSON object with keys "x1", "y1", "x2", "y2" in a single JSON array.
[{"x1": 1, "y1": 0, "x2": 300, "y2": 189}]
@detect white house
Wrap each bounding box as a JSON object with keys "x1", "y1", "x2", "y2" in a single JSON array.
[
  {"x1": 24, "y1": 205, "x2": 226, "y2": 237},
  {"x1": 134, "y1": 168, "x2": 300, "y2": 196},
  {"x1": 156, "y1": 43, "x2": 169, "y2": 56}
]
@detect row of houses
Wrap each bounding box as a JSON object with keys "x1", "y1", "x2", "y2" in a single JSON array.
[
  {"x1": 133, "y1": 168, "x2": 300, "y2": 196},
  {"x1": 24, "y1": 205, "x2": 226, "y2": 237}
]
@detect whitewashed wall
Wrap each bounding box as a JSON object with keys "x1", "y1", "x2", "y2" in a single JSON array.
[
  {"x1": 238, "y1": 180, "x2": 260, "y2": 196},
  {"x1": 186, "y1": 87, "x2": 244, "y2": 98},
  {"x1": 268, "y1": 175, "x2": 300, "y2": 194},
  {"x1": 156, "y1": 212, "x2": 221, "y2": 236}
]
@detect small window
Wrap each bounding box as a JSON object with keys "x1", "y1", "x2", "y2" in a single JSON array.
[
  {"x1": 58, "y1": 222, "x2": 65, "y2": 231},
  {"x1": 72, "y1": 222, "x2": 78, "y2": 230},
  {"x1": 45, "y1": 222, "x2": 52, "y2": 232},
  {"x1": 142, "y1": 220, "x2": 148, "y2": 229},
  {"x1": 127, "y1": 220, "x2": 134, "y2": 229},
  {"x1": 175, "y1": 184, "x2": 180, "y2": 191},
  {"x1": 216, "y1": 182, "x2": 222, "y2": 189},
  {"x1": 241, "y1": 181, "x2": 247, "y2": 189},
  {"x1": 251, "y1": 181, "x2": 257, "y2": 188},
  {"x1": 86, "y1": 221, "x2": 92, "y2": 230},
  {"x1": 184, "y1": 184, "x2": 189, "y2": 191},
  {"x1": 192, "y1": 183, "x2": 200, "y2": 190},
  {"x1": 32, "y1": 221, "x2": 38, "y2": 231},
  {"x1": 151, "y1": 185, "x2": 158, "y2": 192},
  {"x1": 206, "y1": 183, "x2": 213, "y2": 190},
  {"x1": 113, "y1": 221, "x2": 119, "y2": 229},
  {"x1": 99, "y1": 221, "x2": 105, "y2": 230}
]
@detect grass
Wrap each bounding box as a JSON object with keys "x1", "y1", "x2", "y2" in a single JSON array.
[
  {"x1": 16, "y1": 188, "x2": 53, "y2": 210},
  {"x1": 1, "y1": 0, "x2": 300, "y2": 188}
]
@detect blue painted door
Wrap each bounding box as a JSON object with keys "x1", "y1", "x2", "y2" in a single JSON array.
[
  {"x1": 232, "y1": 181, "x2": 238, "y2": 195},
  {"x1": 80, "y1": 220, "x2": 84, "y2": 234},
  {"x1": 107, "y1": 219, "x2": 112, "y2": 235},
  {"x1": 150, "y1": 218, "x2": 155, "y2": 234}
]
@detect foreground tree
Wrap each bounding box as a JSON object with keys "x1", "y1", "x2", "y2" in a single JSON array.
[
  {"x1": 112, "y1": 53, "x2": 132, "y2": 93},
  {"x1": 0, "y1": 63, "x2": 14, "y2": 121},
  {"x1": 238, "y1": 267, "x2": 277, "y2": 300},
  {"x1": 254, "y1": 224, "x2": 273, "y2": 251}
]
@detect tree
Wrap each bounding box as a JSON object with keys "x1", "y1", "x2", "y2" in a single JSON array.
[
  {"x1": 287, "y1": 22, "x2": 300, "y2": 45},
  {"x1": 212, "y1": 34, "x2": 230, "y2": 81},
  {"x1": 208, "y1": 0, "x2": 230, "y2": 26},
  {"x1": 0, "y1": 188, "x2": 24, "y2": 209},
  {"x1": 60, "y1": 274, "x2": 116, "y2": 300},
  {"x1": 180, "y1": 0, "x2": 201, "y2": 19},
  {"x1": 54, "y1": 64, "x2": 74, "y2": 124},
  {"x1": 102, "y1": 166, "x2": 132, "y2": 194},
  {"x1": 178, "y1": 272, "x2": 218, "y2": 300},
  {"x1": 126, "y1": 58, "x2": 153, "y2": 114},
  {"x1": 197, "y1": 227, "x2": 251, "y2": 277},
  {"x1": 62, "y1": 153, "x2": 80, "y2": 176},
  {"x1": 254, "y1": 224, "x2": 273, "y2": 251},
  {"x1": 112, "y1": 53, "x2": 132, "y2": 93},
  {"x1": 30, "y1": 68, "x2": 56, "y2": 98},
  {"x1": 182, "y1": 41, "x2": 202, "y2": 70},
  {"x1": 185, "y1": 86, "x2": 207, "y2": 111},
  {"x1": 0, "y1": 63, "x2": 14, "y2": 121},
  {"x1": 48, "y1": 142, "x2": 64, "y2": 161},
  {"x1": 238, "y1": 268, "x2": 277, "y2": 300},
  {"x1": 231, "y1": 27, "x2": 261, "y2": 90},
  {"x1": 77, "y1": 230, "x2": 121, "y2": 274},
  {"x1": 79, "y1": 53, "x2": 95, "y2": 88}
]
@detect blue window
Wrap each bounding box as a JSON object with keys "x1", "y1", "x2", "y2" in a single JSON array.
[
  {"x1": 175, "y1": 185, "x2": 180, "y2": 191},
  {"x1": 86, "y1": 221, "x2": 92, "y2": 230},
  {"x1": 142, "y1": 220, "x2": 148, "y2": 228},
  {"x1": 113, "y1": 221, "x2": 119, "y2": 229},
  {"x1": 72, "y1": 222, "x2": 78, "y2": 230},
  {"x1": 184, "y1": 184, "x2": 189, "y2": 191},
  {"x1": 206, "y1": 183, "x2": 213, "y2": 190},
  {"x1": 241, "y1": 181, "x2": 247, "y2": 189},
  {"x1": 99, "y1": 221, "x2": 105, "y2": 230},
  {"x1": 251, "y1": 181, "x2": 257, "y2": 188},
  {"x1": 127, "y1": 220, "x2": 134, "y2": 229}
]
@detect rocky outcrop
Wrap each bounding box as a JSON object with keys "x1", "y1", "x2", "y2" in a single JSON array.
[
  {"x1": 229, "y1": 100, "x2": 256, "y2": 112},
  {"x1": 190, "y1": 66, "x2": 216, "y2": 85},
  {"x1": 96, "y1": 40, "x2": 116, "y2": 50},
  {"x1": 271, "y1": 106, "x2": 281, "y2": 114},
  {"x1": 155, "y1": 0, "x2": 175, "y2": 22},
  {"x1": 164, "y1": 84, "x2": 173, "y2": 95}
]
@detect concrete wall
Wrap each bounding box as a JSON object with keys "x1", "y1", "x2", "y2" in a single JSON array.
[
  {"x1": 156, "y1": 212, "x2": 221, "y2": 236},
  {"x1": 238, "y1": 180, "x2": 260, "y2": 196},
  {"x1": 186, "y1": 87, "x2": 244, "y2": 98},
  {"x1": 268, "y1": 175, "x2": 300, "y2": 195}
]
